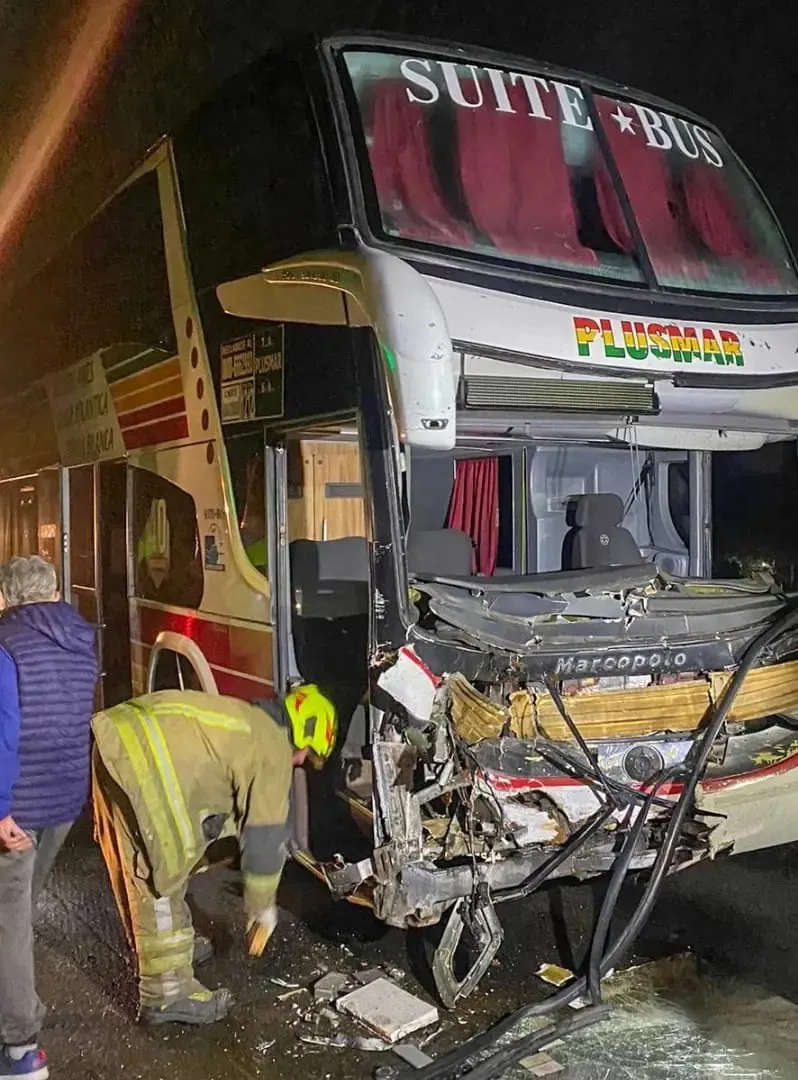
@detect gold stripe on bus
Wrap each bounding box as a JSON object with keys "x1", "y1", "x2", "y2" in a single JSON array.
[
  {"x1": 113, "y1": 374, "x2": 184, "y2": 415},
  {"x1": 115, "y1": 708, "x2": 181, "y2": 879},
  {"x1": 107, "y1": 357, "x2": 182, "y2": 403}
]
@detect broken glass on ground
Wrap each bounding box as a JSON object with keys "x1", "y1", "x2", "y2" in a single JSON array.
[{"x1": 503, "y1": 954, "x2": 798, "y2": 1079}]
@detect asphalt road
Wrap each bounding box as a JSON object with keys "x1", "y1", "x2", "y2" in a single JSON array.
[{"x1": 31, "y1": 824, "x2": 798, "y2": 1079}]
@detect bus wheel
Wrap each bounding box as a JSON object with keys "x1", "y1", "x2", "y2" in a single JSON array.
[{"x1": 151, "y1": 649, "x2": 202, "y2": 692}]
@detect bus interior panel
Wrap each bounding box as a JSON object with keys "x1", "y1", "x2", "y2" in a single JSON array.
[{"x1": 405, "y1": 441, "x2": 691, "y2": 580}]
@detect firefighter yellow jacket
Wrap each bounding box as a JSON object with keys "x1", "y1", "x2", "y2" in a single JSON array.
[{"x1": 92, "y1": 690, "x2": 293, "y2": 915}]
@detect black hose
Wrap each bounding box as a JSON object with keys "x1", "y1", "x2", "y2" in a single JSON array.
[
  {"x1": 456, "y1": 1003, "x2": 612, "y2": 1080},
  {"x1": 535, "y1": 739, "x2": 680, "y2": 811},
  {"x1": 416, "y1": 600, "x2": 798, "y2": 1080},
  {"x1": 586, "y1": 768, "x2": 679, "y2": 1005}
]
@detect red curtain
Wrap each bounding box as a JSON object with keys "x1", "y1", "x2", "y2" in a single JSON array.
[
  {"x1": 456, "y1": 82, "x2": 595, "y2": 263},
  {"x1": 367, "y1": 82, "x2": 472, "y2": 246},
  {"x1": 447, "y1": 457, "x2": 499, "y2": 576},
  {"x1": 682, "y1": 164, "x2": 751, "y2": 258}
]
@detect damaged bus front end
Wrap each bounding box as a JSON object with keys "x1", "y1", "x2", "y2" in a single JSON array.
[{"x1": 355, "y1": 567, "x2": 798, "y2": 1005}]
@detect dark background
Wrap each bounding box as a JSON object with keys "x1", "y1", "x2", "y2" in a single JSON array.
[
  {"x1": 0, "y1": 0, "x2": 794, "y2": 281},
  {"x1": 0, "y1": 0, "x2": 796, "y2": 574}
]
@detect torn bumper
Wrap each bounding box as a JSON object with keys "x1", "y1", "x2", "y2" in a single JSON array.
[
  {"x1": 698, "y1": 755, "x2": 798, "y2": 856},
  {"x1": 363, "y1": 644, "x2": 798, "y2": 931}
]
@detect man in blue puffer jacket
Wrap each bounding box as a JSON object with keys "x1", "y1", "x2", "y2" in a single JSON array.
[{"x1": 0, "y1": 555, "x2": 98, "y2": 1080}]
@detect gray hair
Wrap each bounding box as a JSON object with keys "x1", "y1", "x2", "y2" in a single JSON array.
[{"x1": 1, "y1": 556, "x2": 59, "y2": 607}]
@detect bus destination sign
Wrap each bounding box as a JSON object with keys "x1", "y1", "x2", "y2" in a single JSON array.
[{"x1": 220, "y1": 327, "x2": 285, "y2": 423}]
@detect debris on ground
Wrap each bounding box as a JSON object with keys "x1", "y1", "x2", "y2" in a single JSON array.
[
  {"x1": 318, "y1": 1006, "x2": 342, "y2": 1028},
  {"x1": 392, "y1": 1043, "x2": 434, "y2": 1069},
  {"x1": 313, "y1": 971, "x2": 350, "y2": 1002},
  {"x1": 567, "y1": 994, "x2": 589, "y2": 1010},
  {"x1": 356, "y1": 967, "x2": 392, "y2": 985},
  {"x1": 270, "y1": 977, "x2": 300, "y2": 989},
  {"x1": 519, "y1": 1050, "x2": 564, "y2": 1075},
  {"x1": 337, "y1": 977, "x2": 439, "y2": 1044},
  {"x1": 300, "y1": 1033, "x2": 391, "y2": 1051},
  {"x1": 535, "y1": 963, "x2": 575, "y2": 988},
  {"x1": 278, "y1": 959, "x2": 443, "y2": 1061},
  {"x1": 254, "y1": 1039, "x2": 276, "y2": 1055}
]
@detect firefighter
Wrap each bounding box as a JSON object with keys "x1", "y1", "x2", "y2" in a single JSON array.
[{"x1": 91, "y1": 686, "x2": 337, "y2": 1026}]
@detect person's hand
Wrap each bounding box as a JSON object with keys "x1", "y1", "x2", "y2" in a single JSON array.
[
  {"x1": 0, "y1": 815, "x2": 31, "y2": 852},
  {"x1": 246, "y1": 905, "x2": 278, "y2": 956}
]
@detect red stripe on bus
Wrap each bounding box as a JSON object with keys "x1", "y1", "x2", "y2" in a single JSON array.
[
  {"x1": 133, "y1": 604, "x2": 273, "y2": 682},
  {"x1": 118, "y1": 395, "x2": 187, "y2": 431},
  {"x1": 212, "y1": 667, "x2": 276, "y2": 701},
  {"x1": 122, "y1": 414, "x2": 189, "y2": 449}
]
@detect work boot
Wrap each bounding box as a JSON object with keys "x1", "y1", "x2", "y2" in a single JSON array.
[
  {"x1": 0, "y1": 1043, "x2": 48, "y2": 1079},
  {"x1": 139, "y1": 987, "x2": 233, "y2": 1027},
  {"x1": 193, "y1": 934, "x2": 214, "y2": 966}
]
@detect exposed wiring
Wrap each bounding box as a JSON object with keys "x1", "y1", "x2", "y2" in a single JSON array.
[{"x1": 534, "y1": 740, "x2": 680, "y2": 812}]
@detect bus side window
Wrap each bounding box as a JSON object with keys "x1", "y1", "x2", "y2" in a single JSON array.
[
  {"x1": 226, "y1": 432, "x2": 266, "y2": 574},
  {"x1": 668, "y1": 462, "x2": 690, "y2": 550},
  {"x1": 131, "y1": 467, "x2": 204, "y2": 609},
  {"x1": 0, "y1": 479, "x2": 39, "y2": 563}
]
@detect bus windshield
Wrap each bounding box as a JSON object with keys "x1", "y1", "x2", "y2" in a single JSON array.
[{"x1": 342, "y1": 49, "x2": 798, "y2": 297}]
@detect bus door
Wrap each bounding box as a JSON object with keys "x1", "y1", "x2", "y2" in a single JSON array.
[
  {"x1": 66, "y1": 461, "x2": 131, "y2": 709},
  {"x1": 274, "y1": 431, "x2": 373, "y2": 867}
]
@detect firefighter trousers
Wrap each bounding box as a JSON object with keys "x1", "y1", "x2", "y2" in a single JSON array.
[{"x1": 92, "y1": 750, "x2": 210, "y2": 1009}]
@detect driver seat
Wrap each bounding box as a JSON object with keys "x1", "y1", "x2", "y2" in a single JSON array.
[{"x1": 562, "y1": 493, "x2": 643, "y2": 569}]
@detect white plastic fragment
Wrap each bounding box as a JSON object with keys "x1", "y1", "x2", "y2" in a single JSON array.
[
  {"x1": 336, "y1": 978, "x2": 439, "y2": 1044},
  {"x1": 377, "y1": 646, "x2": 440, "y2": 722}
]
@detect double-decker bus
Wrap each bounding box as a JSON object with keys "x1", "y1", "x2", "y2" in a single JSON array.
[{"x1": 2, "y1": 33, "x2": 798, "y2": 1004}]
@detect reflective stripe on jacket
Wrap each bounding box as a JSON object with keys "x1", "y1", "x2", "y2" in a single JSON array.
[{"x1": 92, "y1": 690, "x2": 293, "y2": 912}]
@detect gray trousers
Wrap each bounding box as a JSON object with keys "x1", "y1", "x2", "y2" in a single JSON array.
[{"x1": 0, "y1": 823, "x2": 73, "y2": 1045}]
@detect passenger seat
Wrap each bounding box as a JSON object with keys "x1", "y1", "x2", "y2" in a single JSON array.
[
  {"x1": 561, "y1": 494, "x2": 643, "y2": 570},
  {"x1": 406, "y1": 528, "x2": 474, "y2": 578},
  {"x1": 288, "y1": 537, "x2": 370, "y2": 690}
]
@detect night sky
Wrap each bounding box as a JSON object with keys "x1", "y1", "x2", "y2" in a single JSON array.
[
  {"x1": 0, "y1": 0, "x2": 794, "y2": 283},
  {"x1": 0, "y1": 0, "x2": 795, "y2": 573}
]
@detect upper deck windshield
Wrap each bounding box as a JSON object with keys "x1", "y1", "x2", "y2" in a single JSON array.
[{"x1": 341, "y1": 49, "x2": 798, "y2": 297}]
